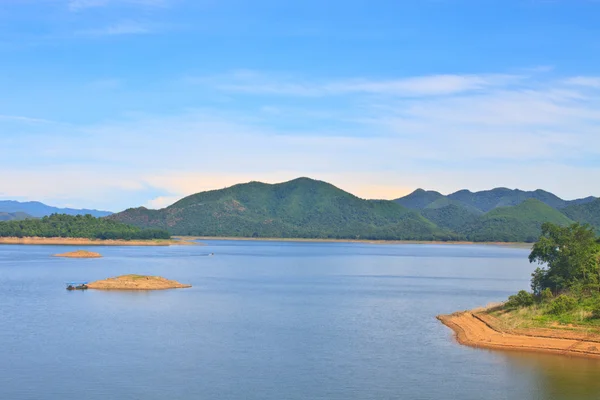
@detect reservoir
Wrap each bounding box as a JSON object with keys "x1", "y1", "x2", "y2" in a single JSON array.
[{"x1": 1, "y1": 241, "x2": 599, "y2": 400}]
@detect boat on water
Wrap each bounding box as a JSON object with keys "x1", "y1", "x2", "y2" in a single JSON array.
[{"x1": 66, "y1": 282, "x2": 89, "y2": 291}]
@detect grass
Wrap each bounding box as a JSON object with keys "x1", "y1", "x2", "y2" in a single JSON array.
[{"x1": 490, "y1": 295, "x2": 600, "y2": 330}]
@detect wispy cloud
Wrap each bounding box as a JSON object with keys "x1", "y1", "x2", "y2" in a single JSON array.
[
  {"x1": 190, "y1": 70, "x2": 522, "y2": 98},
  {"x1": 564, "y1": 76, "x2": 600, "y2": 88},
  {"x1": 77, "y1": 21, "x2": 151, "y2": 36},
  {"x1": 2, "y1": 70, "x2": 600, "y2": 209},
  {"x1": 0, "y1": 114, "x2": 55, "y2": 124}
]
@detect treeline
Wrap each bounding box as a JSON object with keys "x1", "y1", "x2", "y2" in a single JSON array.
[
  {"x1": 0, "y1": 214, "x2": 170, "y2": 240},
  {"x1": 504, "y1": 223, "x2": 600, "y2": 323}
]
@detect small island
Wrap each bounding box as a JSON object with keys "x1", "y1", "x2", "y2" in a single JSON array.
[
  {"x1": 87, "y1": 274, "x2": 192, "y2": 290},
  {"x1": 55, "y1": 250, "x2": 102, "y2": 258},
  {"x1": 439, "y1": 222, "x2": 600, "y2": 359}
]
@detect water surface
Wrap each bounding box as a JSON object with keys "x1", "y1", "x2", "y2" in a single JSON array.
[{"x1": 1, "y1": 241, "x2": 599, "y2": 400}]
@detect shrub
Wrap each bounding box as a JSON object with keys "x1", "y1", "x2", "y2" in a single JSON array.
[
  {"x1": 548, "y1": 295, "x2": 577, "y2": 315},
  {"x1": 541, "y1": 288, "x2": 553, "y2": 303},
  {"x1": 506, "y1": 290, "x2": 535, "y2": 309}
]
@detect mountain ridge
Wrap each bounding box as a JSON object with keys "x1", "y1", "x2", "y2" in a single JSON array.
[
  {"x1": 0, "y1": 200, "x2": 112, "y2": 218},
  {"x1": 110, "y1": 177, "x2": 456, "y2": 240},
  {"x1": 110, "y1": 177, "x2": 599, "y2": 242}
]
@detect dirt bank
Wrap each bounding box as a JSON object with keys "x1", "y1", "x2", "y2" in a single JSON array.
[
  {"x1": 87, "y1": 274, "x2": 191, "y2": 290},
  {"x1": 54, "y1": 250, "x2": 102, "y2": 258},
  {"x1": 0, "y1": 237, "x2": 196, "y2": 246},
  {"x1": 176, "y1": 236, "x2": 531, "y2": 248},
  {"x1": 438, "y1": 311, "x2": 600, "y2": 359}
]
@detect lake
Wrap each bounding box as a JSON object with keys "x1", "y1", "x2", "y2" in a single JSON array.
[{"x1": 1, "y1": 241, "x2": 600, "y2": 400}]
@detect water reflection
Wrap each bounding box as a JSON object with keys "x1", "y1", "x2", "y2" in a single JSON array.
[{"x1": 504, "y1": 351, "x2": 600, "y2": 400}]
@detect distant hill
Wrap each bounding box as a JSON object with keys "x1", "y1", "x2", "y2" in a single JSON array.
[
  {"x1": 459, "y1": 199, "x2": 575, "y2": 242},
  {"x1": 0, "y1": 200, "x2": 112, "y2": 218},
  {"x1": 562, "y1": 199, "x2": 600, "y2": 233},
  {"x1": 110, "y1": 178, "x2": 455, "y2": 240},
  {"x1": 107, "y1": 178, "x2": 597, "y2": 242},
  {"x1": 396, "y1": 187, "x2": 596, "y2": 213},
  {"x1": 0, "y1": 212, "x2": 33, "y2": 222},
  {"x1": 394, "y1": 189, "x2": 446, "y2": 210},
  {"x1": 420, "y1": 205, "x2": 481, "y2": 232}
]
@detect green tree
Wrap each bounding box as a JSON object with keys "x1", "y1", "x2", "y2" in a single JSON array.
[{"x1": 529, "y1": 223, "x2": 600, "y2": 295}]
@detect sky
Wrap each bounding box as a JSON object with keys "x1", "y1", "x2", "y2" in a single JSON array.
[{"x1": 1, "y1": 0, "x2": 599, "y2": 211}]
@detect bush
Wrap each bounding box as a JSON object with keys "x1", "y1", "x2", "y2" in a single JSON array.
[
  {"x1": 541, "y1": 288, "x2": 553, "y2": 303},
  {"x1": 506, "y1": 290, "x2": 535, "y2": 309},
  {"x1": 548, "y1": 295, "x2": 577, "y2": 315}
]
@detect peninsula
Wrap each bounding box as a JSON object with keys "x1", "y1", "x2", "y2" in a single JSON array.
[
  {"x1": 87, "y1": 274, "x2": 192, "y2": 290},
  {"x1": 439, "y1": 222, "x2": 600, "y2": 359}
]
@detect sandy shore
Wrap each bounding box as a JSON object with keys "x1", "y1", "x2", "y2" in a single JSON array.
[
  {"x1": 0, "y1": 237, "x2": 196, "y2": 246},
  {"x1": 176, "y1": 236, "x2": 531, "y2": 248},
  {"x1": 87, "y1": 275, "x2": 191, "y2": 290},
  {"x1": 438, "y1": 310, "x2": 600, "y2": 359},
  {"x1": 54, "y1": 250, "x2": 102, "y2": 258}
]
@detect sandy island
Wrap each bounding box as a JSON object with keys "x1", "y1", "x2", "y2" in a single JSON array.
[
  {"x1": 438, "y1": 308, "x2": 600, "y2": 359},
  {"x1": 0, "y1": 237, "x2": 197, "y2": 246},
  {"x1": 87, "y1": 274, "x2": 192, "y2": 290},
  {"x1": 54, "y1": 250, "x2": 102, "y2": 258}
]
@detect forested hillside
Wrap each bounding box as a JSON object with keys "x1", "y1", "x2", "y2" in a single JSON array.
[
  {"x1": 0, "y1": 214, "x2": 170, "y2": 240},
  {"x1": 110, "y1": 178, "x2": 599, "y2": 242},
  {"x1": 111, "y1": 178, "x2": 457, "y2": 240}
]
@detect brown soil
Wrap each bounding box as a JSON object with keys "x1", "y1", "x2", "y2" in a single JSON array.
[
  {"x1": 0, "y1": 237, "x2": 196, "y2": 246},
  {"x1": 54, "y1": 250, "x2": 102, "y2": 258},
  {"x1": 438, "y1": 311, "x2": 600, "y2": 359},
  {"x1": 87, "y1": 274, "x2": 192, "y2": 290},
  {"x1": 175, "y1": 236, "x2": 531, "y2": 248}
]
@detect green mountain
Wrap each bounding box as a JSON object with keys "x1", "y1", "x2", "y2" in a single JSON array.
[
  {"x1": 562, "y1": 199, "x2": 600, "y2": 233},
  {"x1": 0, "y1": 212, "x2": 33, "y2": 222},
  {"x1": 110, "y1": 178, "x2": 455, "y2": 240},
  {"x1": 447, "y1": 188, "x2": 582, "y2": 212},
  {"x1": 420, "y1": 204, "x2": 481, "y2": 232},
  {"x1": 459, "y1": 199, "x2": 575, "y2": 242},
  {"x1": 394, "y1": 189, "x2": 446, "y2": 210},
  {"x1": 396, "y1": 187, "x2": 596, "y2": 213}
]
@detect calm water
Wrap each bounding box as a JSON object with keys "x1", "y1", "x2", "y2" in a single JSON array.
[{"x1": 1, "y1": 241, "x2": 600, "y2": 400}]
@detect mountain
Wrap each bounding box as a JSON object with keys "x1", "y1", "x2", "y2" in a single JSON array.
[
  {"x1": 394, "y1": 189, "x2": 446, "y2": 210},
  {"x1": 561, "y1": 199, "x2": 600, "y2": 233},
  {"x1": 459, "y1": 199, "x2": 575, "y2": 242},
  {"x1": 420, "y1": 205, "x2": 481, "y2": 232},
  {"x1": 396, "y1": 187, "x2": 596, "y2": 213},
  {"x1": 0, "y1": 200, "x2": 112, "y2": 218},
  {"x1": 0, "y1": 212, "x2": 33, "y2": 222},
  {"x1": 447, "y1": 188, "x2": 594, "y2": 212},
  {"x1": 110, "y1": 178, "x2": 455, "y2": 240}
]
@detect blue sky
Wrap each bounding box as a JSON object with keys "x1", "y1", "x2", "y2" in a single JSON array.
[{"x1": 1, "y1": 0, "x2": 599, "y2": 211}]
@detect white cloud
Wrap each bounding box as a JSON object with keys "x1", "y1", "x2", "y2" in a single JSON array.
[
  {"x1": 564, "y1": 76, "x2": 600, "y2": 88},
  {"x1": 1, "y1": 71, "x2": 600, "y2": 209},
  {"x1": 191, "y1": 70, "x2": 522, "y2": 97}
]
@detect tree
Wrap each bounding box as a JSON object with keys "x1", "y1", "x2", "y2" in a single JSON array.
[{"x1": 529, "y1": 223, "x2": 600, "y2": 295}]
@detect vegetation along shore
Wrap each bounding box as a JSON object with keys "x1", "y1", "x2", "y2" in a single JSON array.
[{"x1": 439, "y1": 222, "x2": 600, "y2": 359}]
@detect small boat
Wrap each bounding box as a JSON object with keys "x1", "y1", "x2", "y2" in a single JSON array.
[{"x1": 66, "y1": 282, "x2": 89, "y2": 291}]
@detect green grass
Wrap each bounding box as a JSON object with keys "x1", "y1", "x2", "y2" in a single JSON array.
[{"x1": 493, "y1": 294, "x2": 600, "y2": 329}]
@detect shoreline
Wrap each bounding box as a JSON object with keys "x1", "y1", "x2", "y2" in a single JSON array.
[
  {"x1": 438, "y1": 310, "x2": 600, "y2": 359},
  {"x1": 175, "y1": 236, "x2": 532, "y2": 248},
  {"x1": 0, "y1": 237, "x2": 197, "y2": 246}
]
